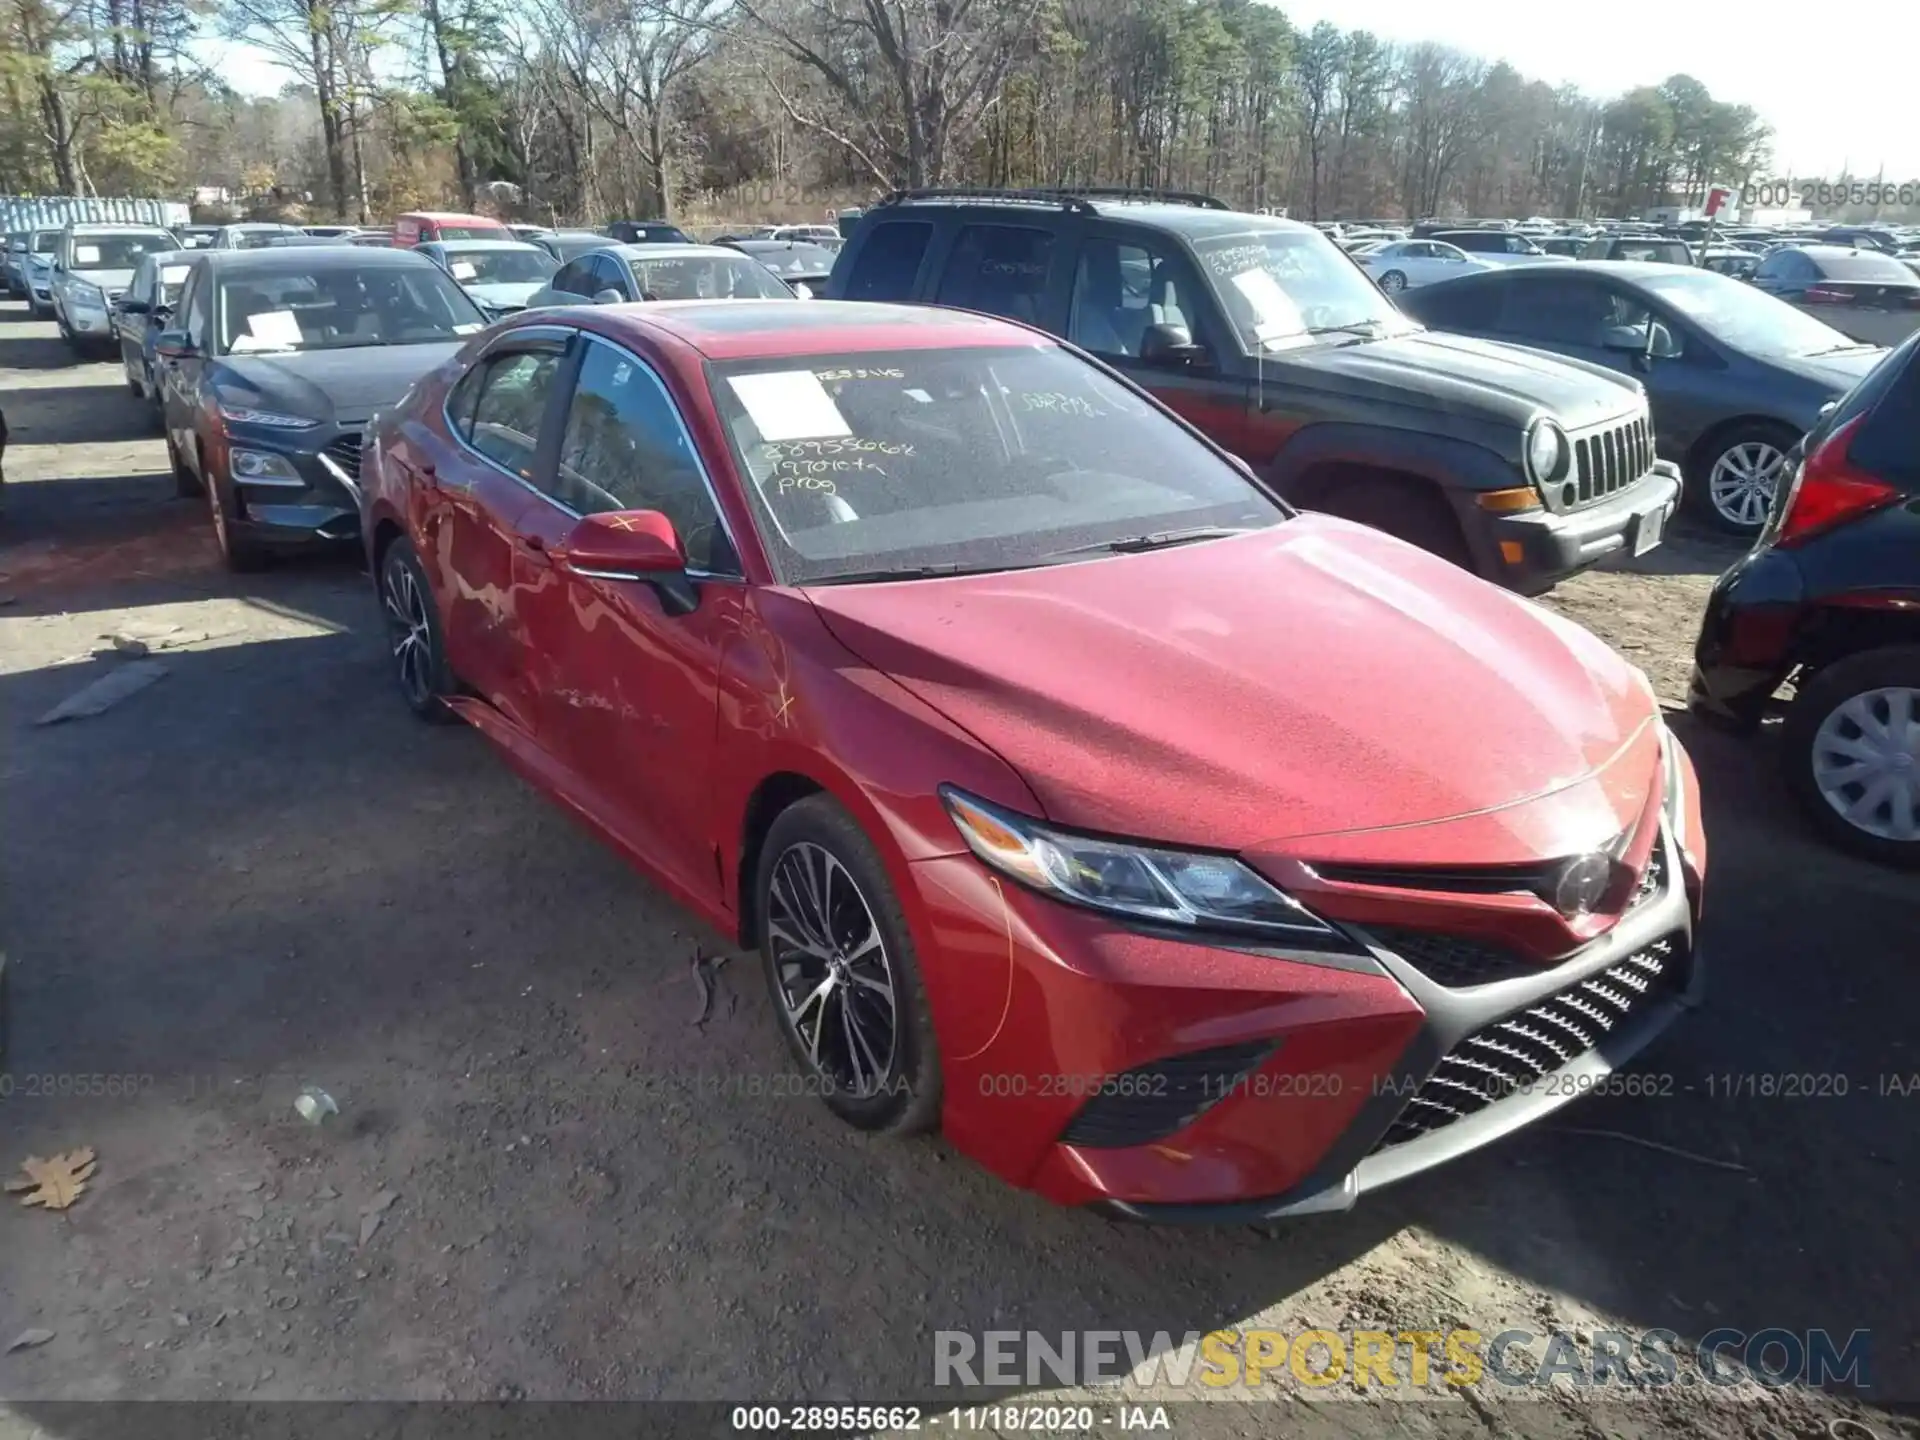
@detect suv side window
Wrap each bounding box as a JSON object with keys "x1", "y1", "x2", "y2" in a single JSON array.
[
  {"x1": 467, "y1": 350, "x2": 562, "y2": 478},
  {"x1": 843, "y1": 221, "x2": 932, "y2": 301},
  {"x1": 555, "y1": 339, "x2": 735, "y2": 573},
  {"x1": 935, "y1": 224, "x2": 1054, "y2": 324},
  {"x1": 182, "y1": 270, "x2": 211, "y2": 348},
  {"x1": 1069, "y1": 238, "x2": 1188, "y2": 357},
  {"x1": 129, "y1": 257, "x2": 154, "y2": 304}
]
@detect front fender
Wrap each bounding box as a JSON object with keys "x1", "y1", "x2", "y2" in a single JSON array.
[{"x1": 1268, "y1": 421, "x2": 1522, "y2": 499}]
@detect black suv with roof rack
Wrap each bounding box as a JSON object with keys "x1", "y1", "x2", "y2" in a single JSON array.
[{"x1": 827, "y1": 188, "x2": 1683, "y2": 593}]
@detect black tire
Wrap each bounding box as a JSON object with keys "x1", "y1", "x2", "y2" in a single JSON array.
[
  {"x1": 1782, "y1": 646, "x2": 1920, "y2": 870},
  {"x1": 1313, "y1": 473, "x2": 1474, "y2": 571},
  {"x1": 1687, "y1": 420, "x2": 1798, "y2": 537},
  {"x1": 1377, "y1": 269, "x2": 1408, "y2": 293},
  {"x1": 754, "y1": 794, "x2": 942, "y2": 1135},
  {"x1": 379, "y1": 539, "x2": 460, "y2": 723},
  {"x1": 168, "y1": 432, "x2": 202, "y2": 498},
  {"x1": 204, "y1": 461, "x2": 268, "y2": 572}
]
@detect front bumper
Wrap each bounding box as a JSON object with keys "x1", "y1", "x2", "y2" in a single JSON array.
[
  {"x1": 912, "y1": 788, "x2": 1705, "y2": 1218},
  {"x1": 1687, "y1": 542, "x2": 1807, "y2": 729},
  {"x1": 217, "y1": 428, "x2": 365, "y2": 549},
  {"x1": 1476, "y1": 461, "x2": 1682, "y2": 595},
  {"x1": 65, "y1": 305, "x2": 113, "y2": 335}
]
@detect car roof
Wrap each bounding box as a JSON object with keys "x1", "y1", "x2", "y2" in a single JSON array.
[
  {"x1": 872, "y1": 194, "x2": 1314, "y2": 240},
  {"x1": 581, "y1": 298, "x2": 1049, "y2": 361},
  {"x1": 424, "y1": 239, "x2": 545, "y2": 251},
  {"x1": 222, "y1": 221, "x2": 302, "y2": 230},
  {"x1": 192, "y1": 247, "x2": 446, "y2": 275},
  {"x1": 401, "y1": 211, "x2": 501, "y2": 222},
  {"x1": 65, "y1": 222, "x2": 174, "y2": 233}
]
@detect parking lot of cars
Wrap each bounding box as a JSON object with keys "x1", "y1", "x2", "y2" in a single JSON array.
[{"x1": 0, "y1": 193, "x2": 1916, "y2": 1429}]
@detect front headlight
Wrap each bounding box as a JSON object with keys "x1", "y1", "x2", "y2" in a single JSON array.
[
  {"x1": 69, "y1": 283, "x2": 106, "y2": 310},
  {"x1": 940, "y1": 787, "x2": 1345, "y2": 943},
  {"x1": 229, "y1": 448, "x2": 303, "y2": 482},
  {"x1": 220, "y1": 404, "x2": 319, "y2": 430},
  {"x1": 1525, "y1": 418, "x2": 1569, "y2": 485}
]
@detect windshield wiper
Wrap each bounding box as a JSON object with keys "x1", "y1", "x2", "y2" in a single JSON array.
[
  {"x1": 1304, "y1": 319, "x2": 1394, "y2": 339},
  {"x1": 806, "y1": 561, "x2": 1040, "y2": 586},
  {"x1": 1044, "y1": 526, "x2": 1254, "y2": 559}
]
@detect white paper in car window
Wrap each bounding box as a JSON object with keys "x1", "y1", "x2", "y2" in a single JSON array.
[
  {"x1": 450, "y1": 260, "x2": 478, "y2": 280},
  {"x1": 246, "y1": 310, "x2": 302, "y2": 345},
  {"x1": 453, "y1": 322, "x2": 483, "y2": 334},
  {"x1": 160, "y1": 265, "x2": 191, "y2": 285},
  {"x1": 74, "y1": 245, "x2": 101, "y2": 264},
  {"x1": 1229, "y1": 268, "x2": 1300, "y2": 326},
  {"x1": 726, "y1": 371, "x2": 851, "y2": 441}
]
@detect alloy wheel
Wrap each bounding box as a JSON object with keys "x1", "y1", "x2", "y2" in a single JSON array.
[
  {"x1": 1811, "y1": 686, "x2": 1920, "y2": 843},
  {"x1": 1707, "y1": 440, "x2": 1785, "y2": 530},
  {"x1": 1378, "y1": 270, "x2": 1407, "y2": 293},
  {"x1": 382, "y1": 557, "x2": 435, "y2": 709},
  {"x1": 765, "y1": 840, "x2": 898, "y2": 1098}
]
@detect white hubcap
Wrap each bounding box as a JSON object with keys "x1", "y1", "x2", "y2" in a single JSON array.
[
  {"x1": 1708, "y1": 441, "x2": 1785, "y2": 528},
  {"x1": 1812, "y1": 686, "x2": 1920, "y2": 843}
]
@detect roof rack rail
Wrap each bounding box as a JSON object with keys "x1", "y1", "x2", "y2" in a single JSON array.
[{"x1": 873, "y1": 186, "x2": 1232, "y2": 213}]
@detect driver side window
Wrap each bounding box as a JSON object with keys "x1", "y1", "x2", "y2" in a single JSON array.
[
  {"x1": 1068, "y1": 239, "x2": 1187, "y2": 358},
  {"x1": 464, "y1": 350, "x2": 562, "y2": 479}
]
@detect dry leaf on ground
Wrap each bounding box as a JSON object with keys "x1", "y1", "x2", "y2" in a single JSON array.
[
  {"x1": 5, "y1": 1148, "x2": 98, "y2": 1210},
  {"x1": 6, "y1": 1329, "x2": 54, "y2": 1354}
]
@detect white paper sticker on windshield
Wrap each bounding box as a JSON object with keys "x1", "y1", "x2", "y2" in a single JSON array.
[
  {"x1": 453, "y1": 322, "x2": 483, "y2": 334},
  {"x1": 74, "y1": 245, "x2": 101, "y2": 264},
  {"x1": 727, "y1": 371, "x2": 851, "y2": 441},
  {"x1": 245, "y1": 310, "x2": 303, "y2": 346},
  {"x1": 450, "y1": 260, "x2": 477, "y2": 280},
  {"x1": 1229, "y1": 268, "x2": 1300, "y2": 325}
]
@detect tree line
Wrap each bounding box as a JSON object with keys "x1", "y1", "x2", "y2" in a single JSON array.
[{"x1": 6, "y1": 0, "x2": 1892, "y2": 230}]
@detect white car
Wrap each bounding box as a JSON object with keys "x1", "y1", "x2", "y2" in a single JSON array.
[
  {"x1": 49, "y1": 224, "x2": 179, "y2": 355},
  {"x1": 1355, "y1": 240, "x2": 1490, "y2": 293}
]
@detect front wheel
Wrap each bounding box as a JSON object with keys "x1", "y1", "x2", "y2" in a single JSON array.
[
  {"x1": 1692, "y1": 423, "x2": 1796, "y2": 536},
  {"x1": 205, "y1": 463, "x2": 267, "y2": 572},
  {"x1": 755, "y1": 796, "x2": 942, "y2": 1134},
  {"x1": 379, "y1": 539, "x2": 460, "y2": 723},
  {"x1": 1783, "y1": 646, "x2": 1920, "y2": 869},
  {"x1": 1377, "y1": 269, "x2": 1408, "y2": 294}
]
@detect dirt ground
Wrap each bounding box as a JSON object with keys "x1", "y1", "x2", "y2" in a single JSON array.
[{"x1": 1, "y1": 297, "x2": 1916, "y2": 1440}]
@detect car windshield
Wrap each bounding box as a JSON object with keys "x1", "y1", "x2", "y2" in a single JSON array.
[
  {"x1": 233, "y1": 228, "x2": 296, "y2": 249},
  {"x1": 69, "y1": 234, "x2": 171, "y2": 269},
  {"x1": 627, "y1": 254, "x2": 794, "y2": 299},
  {"x1": 709, "y1": 345, "x2": 1287, "y2": 585},
  {"x1": 443, "y1": 248, "x2": 557, "y2": 285},
  {"x1": 433, "y1": 224, "x2": 510, "y2": 241},
  {"x1": 736, "y1": 242, "x2": 838, "y2": 275},
  {"x1": 31, "y1": 232, "x2": 57, "y2": 254},
  {"x1": 217, "y1": 263, "x2": 484, "y2": 354},
  {"x1": 1638, "y1": 268, "x2": 1867, "y2": 356},
  {"x1": 550, "y1": 235, "x2": 611, "y2": 261},
  {"x1": 1191, "y1": 229, "x2": 1412, "y2": 350}
]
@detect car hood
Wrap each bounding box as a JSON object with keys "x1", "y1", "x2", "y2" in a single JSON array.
[
  {"x1": 466, "y1": 281, "x2": 544, "y2": 311},
  {"x1": 1272, "y1": 329, "x2": 1642, "y2": 428},
  {"x1": 805, "y1": 516, "x2": 1658, "y2": 860},
  {"x1": 68, "y1": 267, "x2": 137, "y2": 291},
  {"x1": 219, "y1": 342, "x2": 465, "y2": 426}
]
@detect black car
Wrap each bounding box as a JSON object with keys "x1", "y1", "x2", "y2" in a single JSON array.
[
  {"x1": 1749, "y1": 245, "x2": 1920, "y2": 350},
  {"x1": 528, "y1": 230, "x2": 612, "y2": 264},
  {"x1": 827, "y1": 188, "x2": 1683, "y2": 594},
  {"x1": 605, "y1": 219, "x2": 693, "y2": 245},
  {"x1": 1579, "y1": 235, "x2": 1695, "y2": 265},
  {"x1": 1396, "y1": 262, "x2": 1884, "y2": 537},
  {"x1": 155, "y1": 247, "x2": 487, "y2": 570},
  {"x1": 1689, "y1": 330, "x2": 1920, "y2": 868},
  {"x1": 719, "y1": 237, "x2": 838, "y2": 294}
]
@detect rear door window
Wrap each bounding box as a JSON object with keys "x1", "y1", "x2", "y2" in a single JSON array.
[
  {"x1": 935, "y1": 224, "x2": 1055, "y2": 326},
  {"x1": 842, "y1": 221, "x2": 932, "y2": 301}
]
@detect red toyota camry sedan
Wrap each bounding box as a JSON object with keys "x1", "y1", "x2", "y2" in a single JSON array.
[{"x1": 359, "y1": 299, "x2": 1708, "y2": 1221}]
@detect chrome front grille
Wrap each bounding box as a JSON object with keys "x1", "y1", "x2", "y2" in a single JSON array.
[
  {"x1": 323, "y1": 432, "x2": 363, "y2": 481},
  {"x1": 1371, "y1": 936, "x2": 1681, "y2": 1151},
  {"x1": 1567, "y1": 416, "x2": 1653, "y2": 508}
]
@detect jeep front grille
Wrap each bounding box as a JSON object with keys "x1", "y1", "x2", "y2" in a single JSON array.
[
  {"x1": 1370, "y1": 936, "x2": 1681, "y2": 1151},
  {"x1": 1567, "y1": 416, "x2": 1653, "y2": 507}
]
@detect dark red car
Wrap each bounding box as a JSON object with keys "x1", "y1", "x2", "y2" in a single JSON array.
[{"x1": 360, "y1": 300, "x2": 1708, "y2": 1219}]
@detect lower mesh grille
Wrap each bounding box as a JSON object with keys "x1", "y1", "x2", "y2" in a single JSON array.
[
  {"x1": 1057, "y1": 1041, "x2": 1276, "y2": 1149},
  {"x1": 324, "y1": 432, "x2": 363, "y2": 481},
  {"x1": 1371, "y1": 936, "x2": 1681, "y2": 1152}
]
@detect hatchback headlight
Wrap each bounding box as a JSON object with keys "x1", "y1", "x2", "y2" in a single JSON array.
[
  {"x1": 941, "y1": 787, "x2": 1344, "y2": 943},
  {"x1": 1525, "y1": 418, "x2": 1569, "y2": 485}
]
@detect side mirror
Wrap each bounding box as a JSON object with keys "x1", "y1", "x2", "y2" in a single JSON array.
[
  {"x1": 1817, "y1": 400, "x2": 1839, "y2": 420},
  {"x1": 1140, "y1": 322, "x2": 1209, "y2": 369},
  {"x1": 592, "y1": 288, "x2": 625, "y2": 305},
  {"x1": 558, "y1": 510, "x2": 696, "y2": 614},
  {"x1": 154, "y1": 331, "x2": 197, "y2": 360}
]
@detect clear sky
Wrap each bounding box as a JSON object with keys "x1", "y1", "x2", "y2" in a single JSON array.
[{"x1": 198, "y1": 0, "x2": 1920, "y2": 180}]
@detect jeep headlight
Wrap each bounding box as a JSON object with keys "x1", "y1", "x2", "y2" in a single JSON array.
[
  {"x1": 941, "y1": 787, "x2": 1347, "y2": 945},
  {"x1": 1525, "y1": 418, "x2": 1569, "y2": 485}
]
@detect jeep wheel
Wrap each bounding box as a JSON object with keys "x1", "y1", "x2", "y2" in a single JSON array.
[{"x1": 1315, "y1": 473, "x2": 1472, "y2": 571}]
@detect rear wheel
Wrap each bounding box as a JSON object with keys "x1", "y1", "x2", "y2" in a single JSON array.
[
  {"x1": 1691, "y1": 421, "x2": 1796, "y2": 536},
  {"x1": 1377, "y1": 269, "x2": 1408, "y2": 293},
  {"x1": 754, "y1": 795, "x2": 942, "y2": 1134},
  {"x1": 1312, "y1": 472, "x2": 1473, "y2": 571},
  {"x1": 1783, "y1": 646, "x2": 1920, "y2": 870}
]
